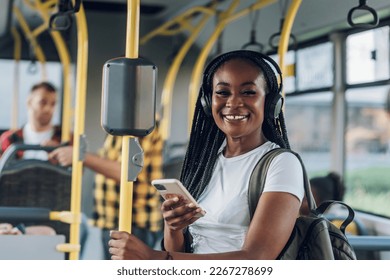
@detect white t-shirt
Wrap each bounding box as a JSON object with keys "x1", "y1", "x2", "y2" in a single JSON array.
[
  {"x1": 188, "y1": 141, "x2": 304, "y2": 254},
  {"x1": 22, "y1": 123, "x2": 54, "y2": 160}
]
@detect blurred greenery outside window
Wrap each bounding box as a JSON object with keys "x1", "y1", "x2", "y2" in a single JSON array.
[
  {"x1": 285, "y1": 27, "x2": 389, "y2": 217},
  {"x1": 345, "y1": 86, "x2": 390, "y2": 217},
  {"x1": 344, "y1": 25, "x2": 390, "y2": 216}
]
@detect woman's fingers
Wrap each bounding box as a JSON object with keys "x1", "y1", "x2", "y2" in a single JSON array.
[
  {"x1": 164, "y1": 209, "x2": 201, "y2": 231},
  {"x1": 161, "y1": 196, "x2": 181, "y2": 211},
  {"x1": 162, "y1": 196, "x2": 200, "y2": 215},
  {"x1": 161, "y1": 196, "x2": 203, "y2": 231},
  {"x1": 109, "y1": 230, "x2": 154, "y2": 260}
]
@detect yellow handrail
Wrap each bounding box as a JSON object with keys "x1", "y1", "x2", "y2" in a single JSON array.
[
  {"x1": 11, "y1": 27, "x2": 21, "y2": 130},
  {"x1": 159, "y1": 4, "x2": 218, "y2": 141},
  {"x1": 29, "y1": 0, "x2": 73, "y2": 143},
  {"x1": 277, "y1": 0, "x2": 302, "y2": 100},
  {"x1": 13, "y1": 5, "x2": 47, "y2": 78},
  {"x1": 187, "y1": 0, "x2": 277, "y2": 132},
  {"x1": 17, "y1": 0, "x2": 84, "y2": 259},
  {"x1": 68, "y1": 1, "x2": 88, "y2": 260},
  {"x1": 118, "y1": 0, "x2": 140, "y2": 233},
  {"x1": 140, "y1": 6, "x2": 215, "y2": 45}
]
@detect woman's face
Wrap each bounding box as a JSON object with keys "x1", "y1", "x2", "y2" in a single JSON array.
[{"x1": 211, "y1": 58, "x2": 266, "y2": 143}]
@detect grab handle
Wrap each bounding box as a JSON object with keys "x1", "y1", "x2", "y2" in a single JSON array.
[
  {"x1": 49, "y1": 0, "x2": 81, "y2": 31},
  {"x1": 268, "y1": 18, "x2": 297, "y2": 51},
  {"x1": 347, "y1": 0, "x2": 379, "y2": 28}
]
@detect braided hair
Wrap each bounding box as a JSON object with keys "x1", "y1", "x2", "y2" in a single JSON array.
[{"x1": 181, "y1": 50, "x2": 290, "y2": 199}]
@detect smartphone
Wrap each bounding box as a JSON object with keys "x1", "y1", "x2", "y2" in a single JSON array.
[{"x1": 152, "y1": 178, "x2": 206, "y2": 217}]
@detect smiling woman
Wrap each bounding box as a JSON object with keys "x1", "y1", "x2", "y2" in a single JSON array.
[
  {"x1": 108, "y1": 50, "x2": 305, "y2": 260},
  {"x1": 211, "y1": 58, "x2": 267, "y2": 156}
]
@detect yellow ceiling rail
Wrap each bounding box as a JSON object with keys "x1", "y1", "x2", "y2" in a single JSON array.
[
  {"x1": 277, "y1": 0, "x2": 302, "y2": 100},
  {"x1": 22, "y1": 0, "x2": 57, "y2": 11},
  {"x1": 11, "y1": 27, "x2": 21, "y2": 130},
  {"x1": 31, "y1": 23, "x2": 47, "y2": 37},
  {"x1": 28, "y1": 0, "x2": 73, "y2": 143},
  {"x1": 42, "y1": 0, "x2": 58, "y2": 9},
  {"x1": 68, "y1": 0, "x2": 88, "y2": 260},
  {"x1": 159, "y1": 4, "x2": 218, "y2": 141},
  {"x1": 140, "y1": 6, "x2": 215, "y2": 45},
  {"x1": 187, "y1": 0, "x2": 277, "y2": 132},
  {"x1": 13, "y1": 5, "x2": 47, "y2": 78}
]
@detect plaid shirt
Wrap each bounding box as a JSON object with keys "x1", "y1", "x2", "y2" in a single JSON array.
[
  {"x1": 0, "y1": 125, "x2": 64, "y2": 158},
  {"x1": 92, "y1": 128, "x2": 163, "y2": 232}
]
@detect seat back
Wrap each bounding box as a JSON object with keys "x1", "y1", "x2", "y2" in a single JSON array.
[
  {"x1": 0, "y1": 144, "x2": 72, "y2": 241},
  {"x1": 327, "y1": 215, "x2": 379, "y2": 259},
  {"x1": 0, "y1": 235, "x2": 66, "y2": 260}
]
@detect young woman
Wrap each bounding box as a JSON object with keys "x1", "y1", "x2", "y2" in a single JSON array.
[{"x1": 109, "y1": 50, "x2": 305, "y2": 260}]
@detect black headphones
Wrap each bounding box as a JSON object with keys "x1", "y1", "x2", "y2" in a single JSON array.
[{"x1": 200, "y1": 50, "x2": 284, "y2": 120}]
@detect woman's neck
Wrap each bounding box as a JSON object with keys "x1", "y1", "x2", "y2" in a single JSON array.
[{"x1": 224, "y1": 135, "x2": 267, "y2": 158}]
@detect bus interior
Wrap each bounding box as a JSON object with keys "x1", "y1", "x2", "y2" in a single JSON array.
[{"x1": 0, "y1": 0, "x2": 390, "y2": 260}]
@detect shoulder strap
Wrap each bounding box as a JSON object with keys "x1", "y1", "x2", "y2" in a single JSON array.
[
  {"x1": 248, "y1": 148, "x2": 316, "y2": 220},
  {"x1": 248, "y1": 148, "x2": 286, "y2": 220},
  {"x1": 315, "y1": 200, "x2": 355, "y2": 234}
]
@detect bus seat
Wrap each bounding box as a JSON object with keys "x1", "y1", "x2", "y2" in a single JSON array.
[
  {"x1": 0, "y1": 145, "x2": 72, "y2": 241},
  {"x1": 330, "y1": 219, "x2": 362, "y2": 236},
  {"x1": 328, "y1": 215, "x2": 379, "y2": 259},
  {"x1": 0, "y1": 235, "x2": 66, "y2": 260}
]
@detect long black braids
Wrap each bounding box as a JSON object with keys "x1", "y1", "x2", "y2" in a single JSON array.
[
  {"x1": 180, "y1": 97, "x2": 225, "y2": 200},
  {"x1": 181, "y1": 50, "x2": 290, "y2": 200}
]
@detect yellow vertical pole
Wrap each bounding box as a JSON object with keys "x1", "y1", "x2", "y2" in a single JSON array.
[
  {"x1": 277, "y1": 0, "x2": 302, "y2": 100},
  {"x1": 32, "y1": 0, "x2": 73, "y2": 143},
  {"x1": 11, "y1": 27, "x2": 21, "y2": 130},
  {"x1": 118, "y1": 0, "x2": 140, "y2": 233},
  {"x1": 160, "y1": 7, "x2": 216, "y2": 141},
  {"x1": 68, "y1": 2, "x2": 89, "y2": 260}
]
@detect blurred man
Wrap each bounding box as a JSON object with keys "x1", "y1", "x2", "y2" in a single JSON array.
[{"x1": 0, "y1": 81, "x2": 66, "y2": 159}]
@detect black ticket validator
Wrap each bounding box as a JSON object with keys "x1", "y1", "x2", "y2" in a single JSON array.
[{"x1": 101, "y1": 57, "x2": 157, "y2": 137}]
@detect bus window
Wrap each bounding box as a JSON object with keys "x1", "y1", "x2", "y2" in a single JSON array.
[
  {"x1": 345, "y1": 86, "x2": 390, "y2": 217},
  {"x1": 284, "y1": 92, "x2": 333, "y2": 176},
  {"x1": 347, "y1": 26, "x2": 390, "y2": 84},
  {"x1": 296, "y1": 42, "x2": 333, "y2": 91}
]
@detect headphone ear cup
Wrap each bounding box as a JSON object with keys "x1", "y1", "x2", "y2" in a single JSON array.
[
  {"x1": 200, "y1": 85, "x2": 212, "y2": 117},
  {"x1": 265, "y1": 92, "x2": 283, "y2": 119}
]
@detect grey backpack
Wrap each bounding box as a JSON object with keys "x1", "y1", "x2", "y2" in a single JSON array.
[{"x1": 248, "y1": 148, "x2": 357, "y2": 260}]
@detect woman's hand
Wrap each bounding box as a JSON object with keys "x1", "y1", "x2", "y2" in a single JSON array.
[
  {"x1": 161, "y1": 195, "x2": 202, "y2": 232},
  {"x1": 109, "y1": 231, "x2": 164, "y2": 260}
]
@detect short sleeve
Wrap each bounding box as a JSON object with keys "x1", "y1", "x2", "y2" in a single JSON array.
[{"x1": 262, "y1": 152, "x2": 305, "y2": 202}]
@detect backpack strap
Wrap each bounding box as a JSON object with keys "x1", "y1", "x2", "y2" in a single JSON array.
[
  {"x1": 248, "y1": 148, "x2": 316, "y2": 220},
  {"x1": 315, "y1": 200, "x2": 355, "y2": 235}
]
